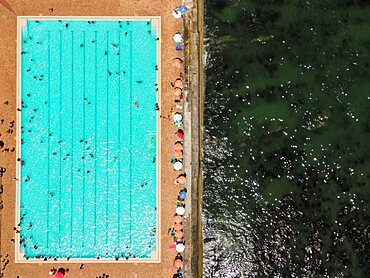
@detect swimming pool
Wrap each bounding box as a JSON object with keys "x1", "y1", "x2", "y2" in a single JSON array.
[{"x1": 16, "y1": 17, "x2": 160, "y2": 262}]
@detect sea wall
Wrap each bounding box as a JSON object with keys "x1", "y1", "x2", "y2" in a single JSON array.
[{"x1": 183, "y1": 0, "x2": 204, "y2": 277}]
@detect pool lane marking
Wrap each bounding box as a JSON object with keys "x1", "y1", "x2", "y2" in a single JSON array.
[
  {"x1": 58, "y1": 30, "x2": 62, "y2": 251},
  {"x1": 129, "y1": 30, "x2": 133, "y2": 250},
  {"x1": 117, "y1": 32, "x2": 121, "y2": 249},
  {"x1": 70, "y1": 31, "x2": 74, "y2": 249},
  {"x1": 106, "y1": 31, "x2": 109, "y2": 246},
  {"x1": 47, "y1": 31, "x2": 51, "y2": 249},
  {"x1": 94, "y1": 30, "x2": 97, "y2": 247},
  {"x1": 82, "y1": 30, "x2": 86, "y2": 248}
]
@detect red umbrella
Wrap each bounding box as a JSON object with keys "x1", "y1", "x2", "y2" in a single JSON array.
[
  {"x1": 54, "y1": 273, "x2": 65, "y2": 278},
  {"x1": 176, "y1": 129, "x2": 184, "y2": 139}
]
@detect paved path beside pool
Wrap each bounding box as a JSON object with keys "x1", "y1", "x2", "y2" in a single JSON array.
[{"x1": 0, "y1": 0, "x2": 183, "y2": 277}]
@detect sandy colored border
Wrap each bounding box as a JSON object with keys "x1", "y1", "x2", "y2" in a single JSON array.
[{"x1": 15, "y1": 16, "x2": 161, "y2": 264}]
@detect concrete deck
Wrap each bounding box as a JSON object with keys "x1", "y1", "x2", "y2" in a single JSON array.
[
  {"x1": 0, "y1": 0, "x2": 184, "y2": 277},
  {"x1": 183, "y1": 0, "x2": 204, "y2": 277}
]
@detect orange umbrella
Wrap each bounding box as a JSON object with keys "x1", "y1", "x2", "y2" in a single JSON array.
[
  {"x1": 174, "y1": 142, "x2": 183, "y2": 151},
  {"x1": 174, "y1": 223, "x2": 183, "y2": 231},
  {"x1": 174, "y1": 79, "x2": 183, "y2": 88},
  {"x1": 174, "y1": 150, "x2": 183, "y2": 159},
  {"x1": 174, "y1": 215, "x2": 182, "y2": 223},
  {"x1": 174, "y1": 259, "x2": 183, "y2": 269},
  {"x1": 173, "y1": 58, "x2": 182, "y2": 69},
  {"x1": 178, "y1": 175, "x2": 186, "y2": 185},
  {"x1": 174, "y1": 87, "x2": 182, "y2": 97},
  {"x1": 175, "y1": 230, "x2": 183, "y2": 239}
]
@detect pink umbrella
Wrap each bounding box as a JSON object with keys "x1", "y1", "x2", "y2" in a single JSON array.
[{"x1": 54, "y1": 273, "x2": 65, "y2": 278}]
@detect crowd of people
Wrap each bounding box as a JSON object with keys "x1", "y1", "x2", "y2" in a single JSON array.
[{"x1": 170, "y1": 4, "x2": 188, "y2": 278}]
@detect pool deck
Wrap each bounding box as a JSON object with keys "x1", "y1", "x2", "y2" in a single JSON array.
[{"x1": 0, "y1": 0, "x2": 188, "y2": 277}]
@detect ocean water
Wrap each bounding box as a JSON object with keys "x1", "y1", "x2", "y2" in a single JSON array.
[
  {"x1": 19, "y1": 20, "x2": 158, "y2": 259},
  {"x1": 203, "y1": 1, "x2": 370, "y2": 276}
]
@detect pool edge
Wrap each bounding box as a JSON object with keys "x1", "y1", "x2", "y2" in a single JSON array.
[{"x1": 15, "y1": 15, "x2": 162, "y2": 264}]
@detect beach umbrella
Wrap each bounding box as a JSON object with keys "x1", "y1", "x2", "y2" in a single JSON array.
[
  {"x1": 174, "y1": 142, "x2": 183, "y2": 151},
  {"x1": 174, "y1": 161, "x2": 183, "y2": 171},
  {"x1": 172, "y1": 10, "x2": 182, "y2": 19},
  {"x1": 179, "y1": 190, "x2": 187, "y2": 200},
  {"x1": 176, "y1": 129, "x2": 184, "y2": 139},
  {"x1": 176, "y1": 206, "x2": 185, "y2": 215},
  {"x1": 174, "y1": 259, "x2": 183, "y2": 269},
  {"x1": 173, "y1": 33, "x2": 183, "y2": 43},
  {"x1": 173, "y1": 58, "x2": 183, "y2": 69},
  {"x1": 54, "y1": 273, "x2": 65, "y2": 278},
  {"x1": 174, "y1": 215, "x2": 183, "y2": 223},
  {"x1": 176, "y1": 243, "x2": 185, "y2": 253},
  {"x1": 175, "y1": 120, "x2": 183, "y2": 127},
  {"x1": 178, "y1": 175, "x2": 186, "y2": 184},
  {"x1": 175, "y1": 230, "x2": 183, "y2": 239},
  {"x1": 174, "y1": 223, "x2": 183, "y2": 231},
  {"x1": 174, "y1": 150, "x2": 183, "y2": 159},
  {"x1": 179, "y1": 6, "x2": 187, "y2": 14},
  {"x1": 174, "y1": 87, "x2": 182, "y2": 97},
  {"x1": 174, "y1": 79, "x2": 183, "y2": 88},
  {"x1": 173, "y1": 113, "x2": 183, "y2": 121}
]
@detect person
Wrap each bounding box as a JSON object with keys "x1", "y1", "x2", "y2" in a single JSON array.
[
  {"x1": 173, "y1": 178, "x2": 180, "y2": 186},
  {"x1": 49, "y1": 268, "x2": 57, "y2": 275}
]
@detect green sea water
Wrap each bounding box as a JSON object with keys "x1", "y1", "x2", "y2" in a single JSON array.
[{"x1": 203, "y1": 0, "x2": 370, "y2": 276}]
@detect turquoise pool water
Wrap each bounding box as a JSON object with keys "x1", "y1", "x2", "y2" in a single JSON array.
[{"x1": 19, "y1": 19, "x2": 158, "y2": 259}]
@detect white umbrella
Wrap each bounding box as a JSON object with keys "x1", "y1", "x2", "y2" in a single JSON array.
[
  {"x1": 174, "y1": 161, "x2": 183, "y2": 171},
  {"x1": 176, "y1": 243, "x2": 185, "y2": 253},
  {"x1": 176, "y1": 206, "x2": 185, "y2": 215},
  {"x1": 172, "y1": 10, "x2": 182, "y2": 19},
  {"x1": 173, "y1": 113, "x2": 183, "y2": 121},
  {"x1": 173, "y1": 33, "x2": 183, "y2": 43}
]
